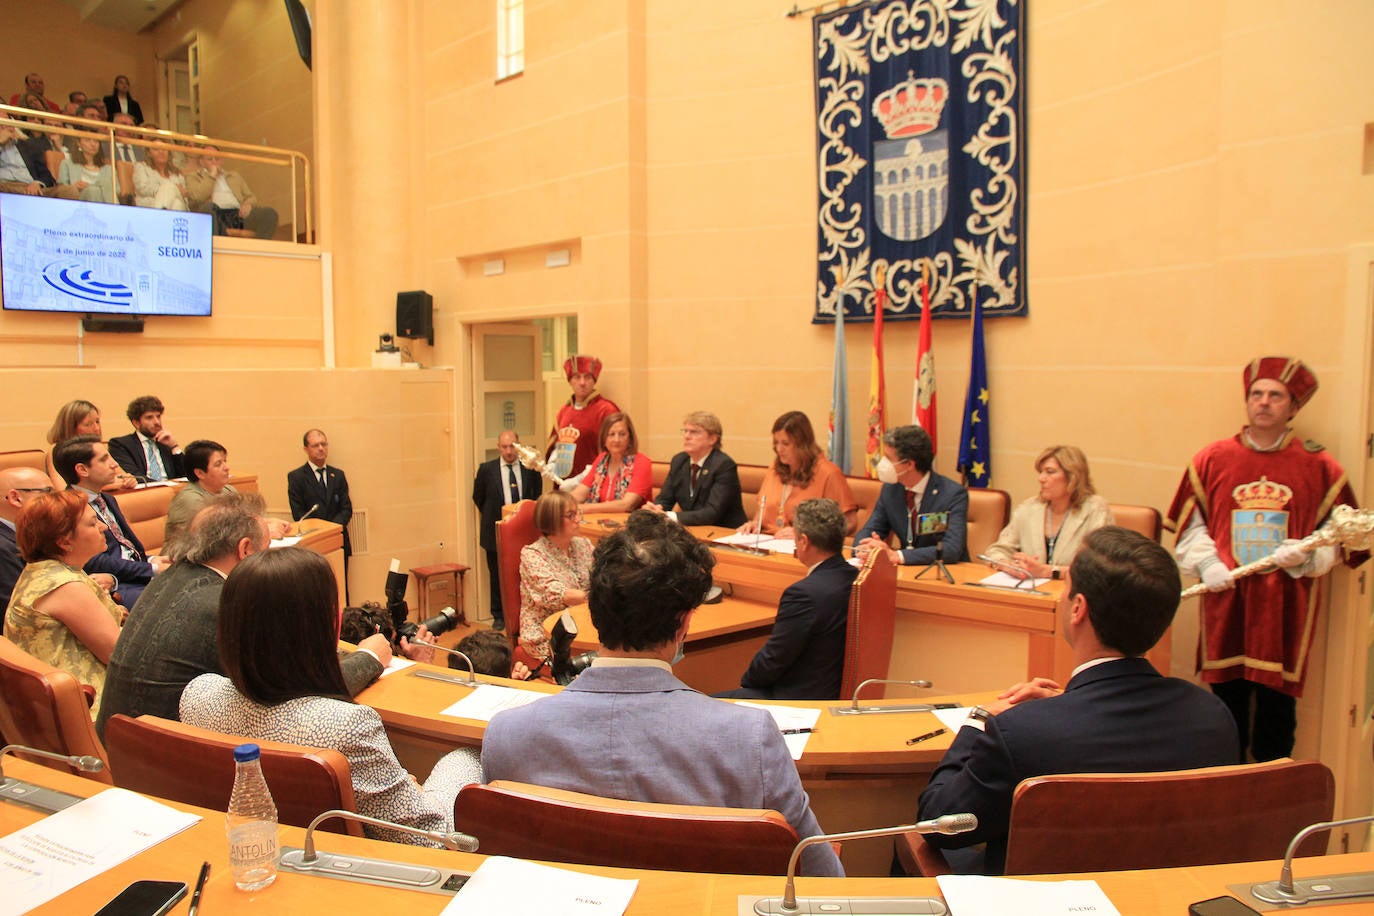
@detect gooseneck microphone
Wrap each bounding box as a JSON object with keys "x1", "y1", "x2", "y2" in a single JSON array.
[
  {"x1": 0, "y1": 744, "x2": 106, "y2": 779},
  {"x1": 753, "y1": 816, "x2": 977, "y2": 916},
  {"x1": 292, "y1": 809, "x2": 478, "y2": 863},
  {"x1": 409, "y1": 642, "x2": 478, "y2": 685},
  {"x1": 1250, "y1": 813, "x2": 1374, "y2": 906},
  {"x1": 829, "y1": 678, "x2": 936, "y2": 717},
  {"x1": 293, "y1": 503, "x2": 320, "y2": 536}
]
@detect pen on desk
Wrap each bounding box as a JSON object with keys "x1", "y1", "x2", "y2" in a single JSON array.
[
  {"x1": 906, "y1": 727, "x2": 946, "y2": 746},
  {"x1": 189, "y1": 861, "x2": 210, "y2": 916},
  {"x1": 780, "y1": 727, "x2": 815, "y2": 735}
]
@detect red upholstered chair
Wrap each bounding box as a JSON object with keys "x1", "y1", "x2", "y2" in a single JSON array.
[
  {"x1": 839, "y1": 547, "x2": 897, "y2": 701},
  {"x1": 104, "y1": 714, "x2": 363, "y2": 835},
  {"x1": 454, "y1": 780, "x2": 800, "y2": 874},
  {"x1": 495, "y1": 499, "x2": 541, "y2": 667},
  {"x1": 0, "y1": 637, "x2": 112, "y2": 783},
  {"x1": 899, "y1": 758, "x2": 1334, "y2": 876}
]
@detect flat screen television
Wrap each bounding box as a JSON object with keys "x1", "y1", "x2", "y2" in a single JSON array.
[{"x1": 0, "y1": 193, "x2": 213, "y2": 317}]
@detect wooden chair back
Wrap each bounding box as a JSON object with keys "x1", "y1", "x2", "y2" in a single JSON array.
[
  {"x1": 495, "y1": 499, "x2": 540, "y2": 631},
  {"x1": 0, "y1": 637, "x2": 112, "y2": 783},
  {"x1": 847, "y1": 475, "x2": 883, "y2": 535},
  {"x1": 454, "y1": 781, "x2": 800, "y2": 874},
  {"x1": 839, "y1": 548, "x2": 897, "y2": 700},
  {"x1": 965, "y1": 487, "x2": 1011, "y2": 558},
  {"x1": 103, "y1": 714, "x2": 363, "y2": 835},
  {"x1": 114, "y1": 159, "x2": 135, "y2": 201},
  {"x1": 737, "y1": 463, "x2": 769, "y2": 521},
  {"x1": 1109, "y1": 503, "x2": 1162, "y2": 542},
  {"x1": 0, "y1": 450, "x2": 46, "y2": 473},
  {"x1": 1002, "y1": 759, "x2": 1334, "y2": 874},
  {"x1": 113, "y1": 484, "x2": 181, "y2": 553}
]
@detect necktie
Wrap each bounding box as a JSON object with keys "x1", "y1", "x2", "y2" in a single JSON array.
[
  {"x1": 95, "y1": 495, "x2": 141, "y2": 559},
  {"x1": 317, "y1": 467, "x2": 328, "y2": 491},
  {"x1": 689, "y1": 463, "x2": 701, "y2": 496},
  {"x1": 506, "y1": 464, "x2": 520, "y2": 504},
  {"x1": 143, "y1": 439, "x2": 163, "y2": 481},
  {"x1": 905, "y1": 489, "x2": 918, "y2": 546}
]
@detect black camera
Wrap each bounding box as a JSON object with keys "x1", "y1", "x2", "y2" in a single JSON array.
[
  {"x1": 549, "y1": 611, "x2": 596, "y2": 686},
  {"x1": 384, "y1": 562, "x2": 462, "y2": 644}
]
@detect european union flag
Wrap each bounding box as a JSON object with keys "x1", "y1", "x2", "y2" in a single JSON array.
[{"x1": 956, "y1": 291, "x2": 990, "y2": 487}]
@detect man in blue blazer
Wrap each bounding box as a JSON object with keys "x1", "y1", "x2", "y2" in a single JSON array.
[
  {"x1": 54, "y1": 436, "x2": 166, "y2": 609},
  {"x1": 854, "y1": 424, "x2": 968, "y2": 565},
  {"x1": 470, "y1": 430, "x2": 542, "y2": 631},
  {"x1": 108, "y1": 395, "x2": 185, "y2": 481},
  {"x1": 644, "y1": 410, "x2": 747, "y2": 529},
  {"x1": 917, "y1": 527, "x2": 1239, "y2": 874},
  {"x1": 719, "y1": 498, "x2": 856, "y2": 700},
  {"x1": 482, "y1": 512, "x2": 843, "y2": 877}
]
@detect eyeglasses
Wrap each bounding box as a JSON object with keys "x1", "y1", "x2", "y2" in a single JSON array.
[
  {"x1": 15, "y1": 487, "x2": 54, "y2": 494},
  {"x1": 563, "y1": 510, "x2": 584, "y2": 522},
  {"x1": 680, "y1": 427, "x2": 708, "y2": 437}
]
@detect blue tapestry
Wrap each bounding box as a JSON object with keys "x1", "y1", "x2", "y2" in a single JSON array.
[{"x1": 812, "y1": 0, "x2": 1027, "y2": 324}]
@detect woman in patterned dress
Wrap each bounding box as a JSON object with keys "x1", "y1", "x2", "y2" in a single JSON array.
[
  {"x1": 518, "y1": 492, "x2": 593, "y2": 666},
  {"x1": 5, "y1": 490, "x2": 124, "y2": 710}
]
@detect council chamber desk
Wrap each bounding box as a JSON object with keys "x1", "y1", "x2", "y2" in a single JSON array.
[{"x1": 6, "y1": 759, "x2": 1372, "y2": 915}]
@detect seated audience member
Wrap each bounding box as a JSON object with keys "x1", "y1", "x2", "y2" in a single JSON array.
[
  {"x1": 133, "y1": 146, "x2": 188, "y2": 210},
  {"x1": 644, "y1": 410, "x2": 747, "y2": 528},
  {"x1": 854, "y1": 424, "x2": 970, "y2": 566},
  {"x1": 453, "y1": 629, "x2": 532, "y2": 680},
  {"x1": 109, "y1": 112, "x2": 143, "y2": 165},
  {"x1": 8, "y1": 72, "x2": 60, "y2": 112},
  {"x1": 518, "y1": 492, "x2": 593, "y2": 671},
  {"x1": 0, "y1": 122, "x2": 78, "y2": 198},
  {"x1": 339, "y1": 601, "x2": 394, "y2": 646},
  {"x1": 917, "y1": 527, "x2": 1240, "y2": 875},
  {"x1": 5, "y1": 490, "x2": 124, "y2": 709},
  {"x1": 719, "y1": 499, "x2": 857, "y2": 700},
  {"x1": 181, "y1": 547, "x2": 479, "y2": 846},
  {"x1": 983, "y1": 445, "x2": 1115, "y2": 580},
  {"x1": 108, "y1": 395, "x2": 185, "y2": 481},
  {"x1": 570, "y1": 412, "x2": 653, "y2": 515},
  {"x1": 103, "y1": 75, "x2": 144, "y2": 125},
  {"x1": 186, "y1": 145, "x2": 279, "y2": 239},
  {"x1": 58, "y1": 133, "x2": 115, "y2": 204},
  {"x1": 1, "y1": 468, "x2": 56, "y2": 625},
  {"x1": 740, "y1": 410, "x2": 858, "y2": 538},
  {"x1": 63, "y1": 91, "x2": 88, "y2": 117},
  {"x1": 53, "y1": 436, "x2": 166, "y2": 609},
  {"x1": 482, "y1": 513, "x2": 844, "y2": 877},
  {"x1": 98, "y1": 496, "x2": 399, "y2": 738},
  {"x1": 44, "y1": 400, "x2": 136, "y2": 491},
  {"x1": 163, "y1": 439, "x2": 287, "y2": 560}
]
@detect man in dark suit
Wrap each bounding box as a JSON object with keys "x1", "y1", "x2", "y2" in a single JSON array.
[
  {"x1": 54, "y1": 435, "x2": 167, "y2": 609},
  {"x1": 471, "y1": 430, "x2": 542, "y2": 631},
  {"x1": 917, "y1": 527, "x2": 1239, "y2": 874},
  {"x1": 854, "y1": 424, "x2": 969, "y2": 565},
  {"x1": 108, "y1": 395, "x2": 185, "y2": 481},
  {"x1": 287, "y1": 429, "x2": 354, "y2": 574},
  {"x1": 718, "y1": 498, "x2": 857, "y2": 700},
  {"x1": 0, "y1": 467, "x2": 56, "y2": 625},
  {"x1": 644, "y1": 410, "x2": 746, "y2": 529}
]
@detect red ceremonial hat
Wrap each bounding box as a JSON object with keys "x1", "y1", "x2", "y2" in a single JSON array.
[
  {"x1": 563, "y1": 354, "x2": 602, "y2": 381},
  {"x1": 1243, "y1": 356, "x2": 1318, "y2": 409}
]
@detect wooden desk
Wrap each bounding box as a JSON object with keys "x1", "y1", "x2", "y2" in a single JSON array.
[{"x1": 7, "y1": 759, "x2": 1373, "y2": 915}]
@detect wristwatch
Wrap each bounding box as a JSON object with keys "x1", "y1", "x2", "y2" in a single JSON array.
[
  {"x1": 1050, "y1": 566, "x2": 1062, "y2": 580},
  {"x1": 967, "y1": 705, "x2": 994, "y2": 725}
]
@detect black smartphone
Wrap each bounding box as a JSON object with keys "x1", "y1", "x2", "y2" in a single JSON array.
[
  {"x1": 1188, "y1": 896, "x2": 1260, "y2": 916},
  {"x1": 93, "y1": 880, "x2": 189, "y2": 916}
]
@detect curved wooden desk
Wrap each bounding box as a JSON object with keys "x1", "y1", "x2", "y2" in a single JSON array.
[{"x1": 7, "y1": 759, "x2": 1373, "y2": 916}]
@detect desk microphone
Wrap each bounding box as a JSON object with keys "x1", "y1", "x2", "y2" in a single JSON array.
[
  {"x1": 753, "y1": 495, "x2": 767, "y2": 550},
  {"x1": 752, "y1": 816, "x2": 976, "y2": 915},
  {"x1": 0, "y1": 745, "x2": 106, "y2": 814},
  {"x1": 0, "y1": 744, "x2": 105, "y2": 779},
  {"x1": 293, "y1": 503, "x2": 320, "y2": 535},
  {"x1": 1250, "y1": 813, "x2": 1374, "y2": 906},
  {"x1": 289, "y1": 809, "x2": 478, "y2": 865},
  {"x1": 409, "y1": 642, "x2": 477, "y2": 684}
]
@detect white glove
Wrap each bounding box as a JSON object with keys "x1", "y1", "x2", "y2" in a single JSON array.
[
  {"x1": 1199, "y1": 559, "x2": 1234, "y2": 592},
  {"x1": 1271, "y1": 538, "x2": 1309, "y2": 569},
  {"x1": 557, "y1": 471, "x2": 582, "y2": 493}
]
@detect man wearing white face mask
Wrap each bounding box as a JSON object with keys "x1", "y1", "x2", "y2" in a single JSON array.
[{"x1": 855, "y1": 425, "x2": 969, "y2": 565}]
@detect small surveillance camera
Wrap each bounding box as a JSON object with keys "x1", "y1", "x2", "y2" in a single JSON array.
[{"x1": 378, "y1": 333, "x2": 396, "y2": 351}]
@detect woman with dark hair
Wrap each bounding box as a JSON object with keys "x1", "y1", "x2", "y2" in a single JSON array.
[
  {"x1": 58, "y1": 134, "x2": 115, "y2": 203},
  {"x1": 517, "y1": 492, "x2": 592, "y2": 668},
  {"x1": 984, "y1": 445, "x2": 1115, "y2": 580},
  {"x1": 739, "y1": 410, "x2": 857, "y2": 538},
  {"x1": 43, "y1": 400, "x2": 135, "y2": 491},
  {"x1": 570, "y1": 411, "x2": 652, "y2": 514},
  {"x1": 179, "y1": 547, "x2": 479, "y2": 846},
  {"x1": 5, "y1": 490, "x2": 124, "y2": 709},
  {"x1": 103, "y1": 75, "x2": 143, "y2": 125}
]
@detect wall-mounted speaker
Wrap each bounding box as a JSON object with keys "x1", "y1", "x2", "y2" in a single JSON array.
[{"x1": 396, "y1": 290, "x2": 434, "y2": 346}]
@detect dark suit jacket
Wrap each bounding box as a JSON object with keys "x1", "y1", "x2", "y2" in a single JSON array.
[
  {"x1": 15, "y1": 136, "x2": 60, "y2": 187},
  {"x1": 0, "y1": 522, "x2": 22, "y2": 628},
  {"x1": 287, "y1": 463, "x2": 354, "y2": 554},
  {"x1": 471, "y1": 457, "x2": 542, "y2": 552},
  {"x1": 108, "y1": 432, "x2": 185, "y2": 480},
  {"x1": 96, "y1": 560, "x2": 382, "y2": 739},
  {"x1": 82, "y1": 490, "x2": 154, "y2": 608},
  {"x1": 653, "y1": 449, "x2": 747, "y2": 528},
  {"x1": 917, "y1": 656, "x2": 1240, "y2": 874},
  {"x1": 740, "y1": 554, "x2": 858, "y2": 700},
  {"x1": 103, "y1": 94, "x2": 144, "y2": 125},
  {"x1": 854, "y1": 472, "x2": 970, "y2": 564}
]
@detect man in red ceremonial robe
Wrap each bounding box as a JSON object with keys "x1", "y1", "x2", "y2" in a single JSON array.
[
  {"x1": 546, "y1": 354, "x2": 619, "y2": 481},
  {"x1": 1167, "y1": 356, "x2": 1367, "y2": 761}
]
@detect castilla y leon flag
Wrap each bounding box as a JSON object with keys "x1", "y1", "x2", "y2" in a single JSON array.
[
  {"x1": 913, "y1": 264, "x2": 937, "y2": 454},
  {"x1": 865, "y1": 267, "x2": 888, "y2": 477}
]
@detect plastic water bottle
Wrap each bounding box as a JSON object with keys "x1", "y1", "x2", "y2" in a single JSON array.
[{"x1": 227, "y1": 743, "x2": 279, "y2": 891}]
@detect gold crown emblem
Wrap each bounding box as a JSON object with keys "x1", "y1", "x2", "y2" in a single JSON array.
[
  {"x1": 1231, "y1": 476, "x2": 1293, "y2": 510},
  {"x1": 557, "y1": 426, "x2": 581, "y2": 444},
  {"x1": 872, "y1": 72, "x2": 949, "y2": 139}
]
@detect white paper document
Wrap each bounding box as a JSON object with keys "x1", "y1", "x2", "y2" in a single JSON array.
[
  {"x1": 976, "y1": 570, "x2": 1050, "y2": 589},
  {"x1": 931, "y1": 706, "x2": 975, "y2": 733},
  {"x1": 0, "y1": 788, "x2": 201, "y2": 916},
  {"x1": 270, "y1": 535, "x2": 303, "y2": 548},
  {"x1": 444, "y1": 856, "x2": 638, "y2": 916},
  {"x1": 712, "y1": 532, "x2": 796, "y2": 554},
  {"x1": 380, "y1": 657, "x2": 417, "y2": 677},
  {"x1": 936, "y1": 875, "x2": 1122, "y2": 916},
  {"x1": 440, "y1": 683, "x2": 549, "y2": 721},
  {"x1": 737, "y1": 702, "x2": 823, "y2": 760}
]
